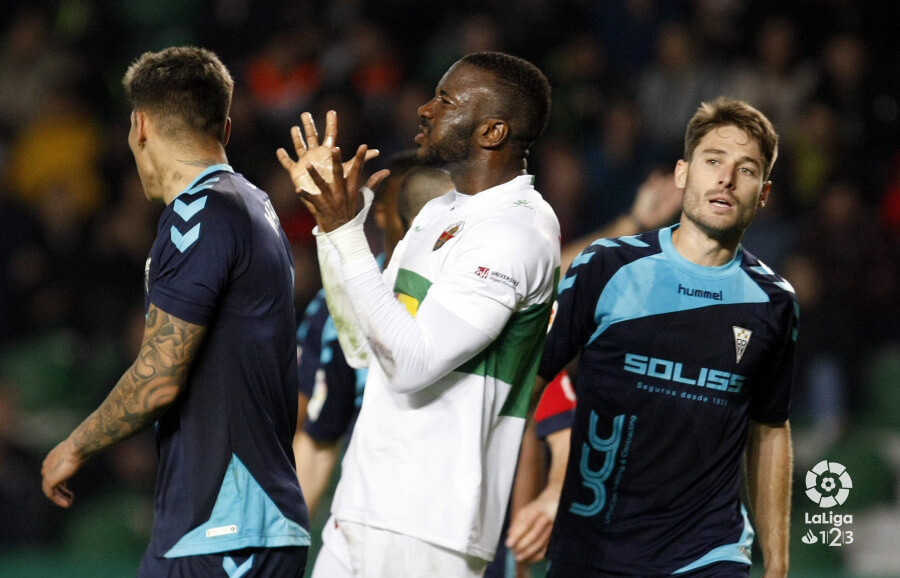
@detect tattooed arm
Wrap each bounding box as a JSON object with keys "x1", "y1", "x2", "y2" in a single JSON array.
[{"x1": 41, "y1": 304, "x2": 206, "y2": 508}]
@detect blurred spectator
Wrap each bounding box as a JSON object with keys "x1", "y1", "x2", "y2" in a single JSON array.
[
  {"x1": 739, "y1": 185, "x2": 798, "y2": 272},
  {"x1": 5, "y1": 84, "x2": 105, "y2": 217},
  {"x1": 587, "y1": 0, "x2": 686, "y2": 74},
  {"x1": 636, "y1": 20, "x2": 722, "y2": 159},
  {"x1": 783, "y1": 101, "x2": 840, "y2": 211},
  {"x1": 781, "y1": 253, "x2": 848, "y2": 455},
  {"x1": 348, "y1": 23, "x2": 404, "y2": 131},
  {"x1": 419, "y1": 12, "x2": 504, "y2": 85},
  {"x1": 795, "y1": 180, "x2": 897, "y2": 411},
  {"x1": 245, "y1": 24, "x2": 324, "y2": 130},
  {"x1": 0, "y1": 8, "x2": 76, "y2": 140},
  {"x1": 580, "y1": 99, "x2": 664, "y2": 234},
  {"x1": 0, "y1": 186, "x2": 45, "y2": 341},
  {"x1": 541, "y1": 34, "x2": 628, "y2": 139},
  {"x1": 533, "y1": 136, "x2": 589, "y2": 243},
  {"x1": 814, "y1": 32, "x2": 896, "y2": 196},
  {"x1": 880, "y1": 150, "x2": 900, "y2": 243},
  {"x1": 0, "y1": 380, "x2": 57, "y2": 546},
  {"x1": 725, "y1": 16, "x2": 818, "y2": 135}
]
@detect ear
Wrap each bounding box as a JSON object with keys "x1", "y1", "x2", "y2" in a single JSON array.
[
  {"x1": 132, "y1": 110, "x2": 149, "y2": 148},
  {"x1": 478, "y1": 118, "x2": 509, "y2": 149},
  {"x1": 222, "y1": 117, "x2": 232, "y2": 146},
  {"x1": 674, "y1": 159, "x2": 689, "y2": 189},
  {"x1": 759, "y1": 181, "x2": 772, "y2": 207}
]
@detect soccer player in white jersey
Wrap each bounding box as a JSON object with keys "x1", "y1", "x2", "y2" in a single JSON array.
[{"x1": 277, "y1": 52, "x2": 559, "y2": 577}]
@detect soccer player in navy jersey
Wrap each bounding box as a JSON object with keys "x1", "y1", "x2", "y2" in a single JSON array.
[
  {"x1": 537, "y1": 97, "x2": 796, "y2": 577},
  {"x1": 40, "y1": 46, "x2": 310, "y2": 576}
]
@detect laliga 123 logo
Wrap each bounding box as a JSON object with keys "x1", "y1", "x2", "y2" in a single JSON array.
[
  {"x1": 802, "y1": 460, "x2": 855, "y2": 547},
  {"x1": 805, "y1": 460, "x2": 852, "y2": 508}
]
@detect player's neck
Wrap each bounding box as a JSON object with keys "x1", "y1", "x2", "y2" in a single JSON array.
[
  {"x1": 449, "y1": 157, "x2": 526, "y2": 196},
  {"x1": 158, "y1": 146, "x2": 229, "y2": 205},
  {"x1": 670, "y1": 219, "x2": 742, "y2": 267}
]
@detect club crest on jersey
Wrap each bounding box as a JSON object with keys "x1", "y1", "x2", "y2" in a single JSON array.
[
  {"x1": 433, "y1": 221, "x2": 464, "y2": 251},
  {"x1": 733, "y1": 326, "x2": 752, "y2": 363}
]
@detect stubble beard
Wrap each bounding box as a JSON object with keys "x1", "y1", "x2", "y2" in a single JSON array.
[
  {"x1": 417, "y1": 121, "x2": 476, "y2": 169},
  {"x1": 681, "y1": 184, "x2": 757, "y2": 245}
]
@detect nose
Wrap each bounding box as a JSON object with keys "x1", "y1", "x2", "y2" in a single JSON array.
[
  {"x1": 718, "y1": 165, "x2": 736, "y2": 190},
  {"x1": 417, "y1": 99, "x2": 434, "y2": 119}
]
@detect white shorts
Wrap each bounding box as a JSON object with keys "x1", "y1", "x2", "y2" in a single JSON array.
[{"x1": 311, "y1": 515, "x2": 489, "y2": 578}]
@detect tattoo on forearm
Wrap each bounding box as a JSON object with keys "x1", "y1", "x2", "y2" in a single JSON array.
[{"x1": 72, "y1": 306, "x2": 206, "y2": 457}]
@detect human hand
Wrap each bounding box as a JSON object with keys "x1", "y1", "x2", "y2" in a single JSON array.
[
  {"x1": 276, "y1": 111, "x2": 388, "y2": 232},
  {"x1": 505, "y1": 485, "x2": 561, "y2": 563},
  {"x1": 629, "y1": 169, "x2": 683, "y2": 231},
  {"x1": 41, "y1": 438, "x2": 83, "y2": 508}
]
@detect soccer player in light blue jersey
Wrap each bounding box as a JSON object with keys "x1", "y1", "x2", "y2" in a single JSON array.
[{"x1": 537, "y1": 97, "x2": 796, "y2": 577}]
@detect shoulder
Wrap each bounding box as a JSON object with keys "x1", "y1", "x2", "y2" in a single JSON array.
[
  {"x1": 570, "y1": 229, "x2": 663, "y2": 274},
  {"x1": 414, "y1": 191, "x2": 455, "y2": 220},
  {"x1": 477, "y1": 191, "x2": 560, "y2": 246},
  {"x1": 740, "y1": 248, "x2": 798, "y2": 305}
]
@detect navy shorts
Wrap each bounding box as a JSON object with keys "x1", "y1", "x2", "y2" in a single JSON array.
[{"x1": 137, "y1": 546, "x2": 308, "y2": 577}]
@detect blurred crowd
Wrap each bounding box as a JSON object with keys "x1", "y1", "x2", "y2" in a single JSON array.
[{"x1": 0, "y1": 0, "x2": 898, "y2": 562}]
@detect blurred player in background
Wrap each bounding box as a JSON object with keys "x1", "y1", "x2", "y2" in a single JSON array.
[{"x1": 40, "y1": 46, "x2": 310, "y2": 576}]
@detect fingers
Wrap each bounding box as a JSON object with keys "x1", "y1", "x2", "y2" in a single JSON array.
[
  {"x1": 275, "y1": 147, "x2": 295, "y2": 171},
  {"x1": 306, "y1": 164, "x2": 331, "y2": 197},
  {"x1": 41, "y1": 458, "x2": 75, "y2": 508},
  {"x1": 508, "y1": 513, "x2": 553, "y2": 562},
  {"x1": 297, "y1": 190, "x2": 322, "y2": 215},
  {"x1": 49, "y1": 483, "x2": 74, "y2": 508},
  {"x1": 329, "y1": 146, "x2": 343, "y2": 185},
  {"x1": 506, "y1": 506, "x2": 553, "y2": 561},
  {"x1": 291, "y1": 125, "x2": 307, "y2": 156},
  {"x1": 340, "y1": 148, "x2": 380, "y2": 178},
  {"x1": 505, "y1": 509, "x2": 535, "y2": 547},
  {"x1": 322, "y1": 110, "x2": 337, "y2": 148},
  {"x1": 364, "y1": 169, "x2": 391, "y2": 194},
  {"x1": 301, "y1": 113, "x2": 319, "y2": 148}
]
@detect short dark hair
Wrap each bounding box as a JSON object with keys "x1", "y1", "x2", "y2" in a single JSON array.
[
  {"x1": 123, "y1": 46, "x2": 233, "y2": 142},
  {"x1": 459, "y1": 52, "x2": 552, "y2": 155},
  {"x1": 684, "y1": 97, "x2": 779, "y2": 179}
]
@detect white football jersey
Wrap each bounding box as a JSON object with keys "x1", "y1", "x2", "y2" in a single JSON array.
[{"x1": 331, "y1": 175, "x2": 561, "y2": 560}]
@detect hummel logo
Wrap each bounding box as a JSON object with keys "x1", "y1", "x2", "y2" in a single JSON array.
[{"x1": 677, "y1": 283, "x2": 722, "y2": 301}]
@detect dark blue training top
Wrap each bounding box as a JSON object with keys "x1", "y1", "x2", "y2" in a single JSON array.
[
  {"x1": 296, "y1": 289, "x2": 366, "y2": 442},
  {"x1": 143, "y1": 165, "x2": 310, "y2": 558},
  {"x1": 538, "y1": 225, "x2": 798, "y2": 576}
]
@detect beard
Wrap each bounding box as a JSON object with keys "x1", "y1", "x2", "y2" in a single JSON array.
[
  {"x1": 416, "y1": 118, "x2": 477, "y2": 168},
  {"x1": 681, "y1": 183, "x2": 759, "y2": 243}
]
